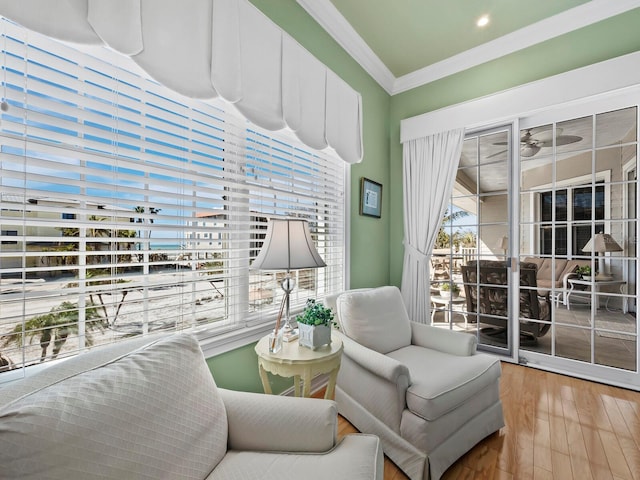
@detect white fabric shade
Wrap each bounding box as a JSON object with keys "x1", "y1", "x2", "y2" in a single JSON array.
[
  {"x1": 0, "y1": 0, "x2": 363, "y2": 164},
  {"x1": 252, "y1": 219, "x2": 326, "y2": 271}
]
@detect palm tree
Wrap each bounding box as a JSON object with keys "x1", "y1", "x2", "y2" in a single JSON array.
[
  {"x1": 135, "y1": 206, "x2": 161, "y2": 262},
  {"x1": 435, "y1": 208, "x2": 470, "y2": 249},
  {"x1": 2, "y1": 301, "x2": 104, "y2": 362}
]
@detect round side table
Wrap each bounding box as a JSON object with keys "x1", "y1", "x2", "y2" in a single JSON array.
[
  {"x1": 431, "y1": 295, "x2": 468, "y2": 326},
  {"x1": 254, "y1": 335, "x2": 343, "y2": 399}
]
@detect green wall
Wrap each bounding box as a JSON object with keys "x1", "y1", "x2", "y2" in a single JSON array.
[
  {"x1": 388, "y1": 8, "x2": 640, "y2": 286},
  {"x1": 206, "y1": 342, "x2": 293, "y2": 393}
]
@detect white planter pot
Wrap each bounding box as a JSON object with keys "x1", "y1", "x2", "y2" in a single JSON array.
[
  {"x1": 439, "y1": 290, "x2": 459, "y2": 299},
  {"x1": 298, "y1": 323, "x2": 331, "y2": 349}
]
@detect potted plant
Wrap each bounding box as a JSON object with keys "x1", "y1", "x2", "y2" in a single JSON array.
[
  {"x1": 439, "y1": 282, "x2": 460, "y2": 298},
  {"x1": 295, "y1": 299, "x2": 333, "y2": 349},
  {"x1": 576, "y1": 265, "x2": 592, "y2": 280}
]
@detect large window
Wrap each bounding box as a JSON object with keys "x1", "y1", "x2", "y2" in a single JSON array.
[
  {"x1": 0, "y1": 20, "x2": 346, "y2": 373},
  {"x1": 540, "y1": 183, "x2": 605, "y2": 256}
]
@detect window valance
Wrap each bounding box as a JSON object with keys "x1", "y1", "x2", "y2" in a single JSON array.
[{"x1": 0, "y1": 0, "x2": 363, "y2": 163}]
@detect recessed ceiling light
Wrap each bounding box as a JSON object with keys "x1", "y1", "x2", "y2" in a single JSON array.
[{"x1": 477, "y1": 14, "x2": 490, "y2": 27}]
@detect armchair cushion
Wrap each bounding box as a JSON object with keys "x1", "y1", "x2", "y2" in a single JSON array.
[
  {"x1": 336, "y1": 286, "x2": 412, "y2": 354},
  {"x1": 387, "y1": 346, "x2": 502, "y2": 421}
]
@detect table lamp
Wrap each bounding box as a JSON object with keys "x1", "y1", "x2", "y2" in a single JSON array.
[
  {"x1": 252, "y1": 218, "x2": 326, "y2": 340},
  {"x1": 581, "y1": 232, "x2": 623, "y2": 281},
  {"x1": 499, "y1": 236, "x2": 509, "y2": 256}
]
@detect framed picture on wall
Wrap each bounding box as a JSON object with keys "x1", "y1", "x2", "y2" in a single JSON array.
[{"x1": 360, "y1": 177, "x2": 382, "y2": 218}]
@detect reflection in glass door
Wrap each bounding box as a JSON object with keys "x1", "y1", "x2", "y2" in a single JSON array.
[
  {"x1": 432, "y1": 126, "x2": 513, "y2": 355},
  {"x1": 519, "y1": 105, "x2": 638, "y2": 384}
]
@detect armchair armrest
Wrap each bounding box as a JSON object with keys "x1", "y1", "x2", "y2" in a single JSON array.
[
  {"x1": 333, "y1": 330, "x2": 410, "y2": 431},
  {"x1": 333, "y1": 330, "x2": 410, "y2": 385},
  {"x1": 219, "y1": 388, "x2": 337, "y2": 452},
  {"x1": 411, "y1": 322, "x2": 477, "y2": 356}
]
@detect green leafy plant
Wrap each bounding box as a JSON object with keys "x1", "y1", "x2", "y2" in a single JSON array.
[
  {"x1": 576, "y1": 265, "x2": 592, "y2": 277},
  {"x1": 440, "y1": 282, "x2": 460, "y2": 293},
  {"x1": 295, "y1": 299, "x2": 334, "y2": 327}
]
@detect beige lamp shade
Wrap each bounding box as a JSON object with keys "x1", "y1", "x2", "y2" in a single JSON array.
[
  {"x1": 581, "y1": 233, "x2": 623, "y2": 253},
  {"x1": 581, "y1": 233, "x2": 623, "y2": 281},
  {"x1": 252, "y1": 218, "x2": 326, "y2": 271}
]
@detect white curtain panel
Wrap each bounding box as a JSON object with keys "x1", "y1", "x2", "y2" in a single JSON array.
[
  {"x1": 0, "y1": 0, "x2": 363, "y2": 164},
  {"x1": 401, "y1": 129, "x2": 465, "y2": 323}
]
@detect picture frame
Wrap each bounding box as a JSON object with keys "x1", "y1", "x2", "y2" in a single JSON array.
[{"x1": 360, "y1": 177, "x2": 382, "y2": 218}]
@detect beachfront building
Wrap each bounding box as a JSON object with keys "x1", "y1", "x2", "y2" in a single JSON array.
[{"x1": 1, "y1": 193, "x2": 135, "y2": 273}]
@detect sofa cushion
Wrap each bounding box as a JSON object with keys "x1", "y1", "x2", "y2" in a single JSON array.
[
  {"x1": 561, "y1": 259, "x2": 589, "y2": 280},
  {"x1": 0, "y1": 334, "x2": 227, "y2": 480},
  {"x1": 387, "y1": 345, "x2": 501, "y2": 421},
  {"x1": 336, "y1": 286, "x2": 412, "y2": 354},
  {"x1": 524, "y1": 257, "x2": 572, "y2": 289}
]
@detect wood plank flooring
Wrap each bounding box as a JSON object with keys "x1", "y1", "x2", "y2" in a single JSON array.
[{"x1": 330, "y1": 362, "x2": 640, "y2": 480}]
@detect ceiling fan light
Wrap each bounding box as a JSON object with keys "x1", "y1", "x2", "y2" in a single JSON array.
[{"x1": 521, "y1": 144, "x2": 540, "y2": 157}]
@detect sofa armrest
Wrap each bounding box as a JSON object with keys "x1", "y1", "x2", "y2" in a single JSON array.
[
  {"x1": 333, "y1": 330, "x2": 410, "y2": 385},
  {"x1": 411, "y1": 322, "x2": 477, "y2": 356},
  {"x1": 563, "y1": 271, "x2": 579, "y2": 291},
  {"x1": 219, "y1": 388, "x2": 337, "y2": 452}
]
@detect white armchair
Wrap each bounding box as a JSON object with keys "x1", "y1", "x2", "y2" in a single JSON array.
[
  {"x1": 331, "y1": 286, "x2": 504, "y2": 480},
  {"x1": 0, "y1": 334, "x2": 383, "y2": 480}
]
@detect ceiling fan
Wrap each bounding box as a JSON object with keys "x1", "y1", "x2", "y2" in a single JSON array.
[{"x1": 490, "y1": 128, "x2": 582, "y2": 158}]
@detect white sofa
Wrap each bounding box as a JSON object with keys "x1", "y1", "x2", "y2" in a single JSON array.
[
  {"x1": 329, "y1": 286, "x2": 504, "y2": 480},
  {"x1": 0, "y1": 333, "x2": 383, "y2": 479}
]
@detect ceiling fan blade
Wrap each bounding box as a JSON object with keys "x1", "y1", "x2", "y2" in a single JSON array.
[
  {"x1": 530, "y1": 129, "x2": 554, "y2": 143},
  {"x1": 555, "y1": 135, "x2": 583, "y2": 146},
  {"x1": 487, "y1": 149, "x2": 507, "y2": 158}
]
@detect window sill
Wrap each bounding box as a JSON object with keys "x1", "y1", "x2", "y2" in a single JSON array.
[{"x1": 0, "y1": 321, "x2": 276, "y2": 387}]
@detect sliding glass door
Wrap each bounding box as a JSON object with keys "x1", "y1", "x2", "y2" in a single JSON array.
[
  {"x1": 433, "y1": 125, "x2": 514, "y2": 355},
  {"x1": 518, "y1": 96, "x2": 639, "y2": 387},
  {"x1": 435, "y1": 93, "x2": 640, "y2": 388}
]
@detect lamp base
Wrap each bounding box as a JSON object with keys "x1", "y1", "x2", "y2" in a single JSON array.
[{"x1": 282, "y1": 328, "x2": 299, "y2": 342}]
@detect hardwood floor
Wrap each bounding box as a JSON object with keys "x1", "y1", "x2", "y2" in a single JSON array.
[{"x1": 332, "y1": 362, "x2": 640, "y2": 480}]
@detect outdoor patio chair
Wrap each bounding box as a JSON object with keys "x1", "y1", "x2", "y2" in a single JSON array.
[{"x1": 461, "y1": 260, "x2": 551, "y2": 344}]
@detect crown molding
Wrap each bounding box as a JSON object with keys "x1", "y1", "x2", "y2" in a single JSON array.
[
  {"x1": 298, "y1": 0, "x2": 640, "y2": 96},
  {"x1": 295, "y1": 0, "x2": 395, "y2": 94},
  {"x1": 400, "y1": 50, "x2": 640, "y2": 142}
]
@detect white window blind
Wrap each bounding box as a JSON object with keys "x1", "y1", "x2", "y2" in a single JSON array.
[{"x1": 0, "y1": 20, "x2": 346, "y2": 374}]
